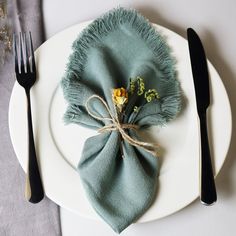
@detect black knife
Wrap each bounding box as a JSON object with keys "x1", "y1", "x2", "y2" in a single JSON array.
[{"x1": 187, "y1": 28, "x2": 217, "y2": 205}]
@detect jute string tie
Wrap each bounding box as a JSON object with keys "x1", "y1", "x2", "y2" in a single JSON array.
[{"x1": 85, "y1": 95, "x2": 159, "y2": 156}]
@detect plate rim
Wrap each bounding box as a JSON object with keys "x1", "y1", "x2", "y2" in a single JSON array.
[{"x1": 8, "y1": 21, "x2": 232, "y2": 223}]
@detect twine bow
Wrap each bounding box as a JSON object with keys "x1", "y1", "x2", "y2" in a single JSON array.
[{"x1": 85, "y1": 94, "x2": 159, "y2": 157}]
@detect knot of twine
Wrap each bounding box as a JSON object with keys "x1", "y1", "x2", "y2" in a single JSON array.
[{"x1": 85, "y1": 94, "x2": 159, "y2": 157}]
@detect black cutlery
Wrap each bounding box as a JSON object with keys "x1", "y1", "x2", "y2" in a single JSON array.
[
  {"x1": 187, "y1": 28, "x2": 217, "y2": 205},
  {"x1": 13, "y1": 32, "x2": 44, "y2": 203}
]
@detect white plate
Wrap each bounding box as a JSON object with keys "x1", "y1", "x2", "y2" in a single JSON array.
[{"x1": 9, "y1": 22, "x2": 232, "y2": 223}]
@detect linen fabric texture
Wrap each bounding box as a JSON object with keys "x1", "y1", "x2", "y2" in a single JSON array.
[
  {"x1": 61, "y1": 7, "x2": 181, "y2": 233},
  {"x1": 0, "y1": 0, "x2": 61, "y2": 235}
]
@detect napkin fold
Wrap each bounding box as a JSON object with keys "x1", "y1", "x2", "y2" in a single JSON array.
[{"x1": 62, "y1": 7, "x2": 181, "y2": 233}]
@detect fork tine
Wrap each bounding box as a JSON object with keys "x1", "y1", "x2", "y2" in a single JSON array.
[
  {"x1": 29, "y1": 32, "x2": 36, "y2": 72},
  {"x1": 13, "y1": 33, "x2": 19, "y2": 73},
  {"x1": 24, "y1": 32, "x2": 31, "y2": 73},
  {"x1": 19, "y1": 32, "x2": 25, "y2": 74}
]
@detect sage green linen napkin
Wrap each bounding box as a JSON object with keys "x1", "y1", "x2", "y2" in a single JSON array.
[{"x1": 61, "y1": 7, "x2": 181, "y2": 233}]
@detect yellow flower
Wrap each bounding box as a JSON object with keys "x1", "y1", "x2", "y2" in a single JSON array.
[{"x1": 112, "y1": 87, "x2": 128, "y2": 108}]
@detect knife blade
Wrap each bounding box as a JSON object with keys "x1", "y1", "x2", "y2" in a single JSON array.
[{"x1": 187, "y1": 28, "x2": 217, "y2": 205}]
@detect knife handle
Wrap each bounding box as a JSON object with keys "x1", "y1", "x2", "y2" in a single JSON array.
[{"x1": 199, "y1": 112, "x2": 217, "y2": 205}]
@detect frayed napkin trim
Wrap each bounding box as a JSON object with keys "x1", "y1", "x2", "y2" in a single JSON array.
[{"x1": 61, "y1": 7, "x2": 181, "y2": 125}]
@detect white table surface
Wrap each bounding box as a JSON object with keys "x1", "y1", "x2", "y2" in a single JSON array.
[{"x1": 43, "y1": 0, "x2": 236, "y2": 235}]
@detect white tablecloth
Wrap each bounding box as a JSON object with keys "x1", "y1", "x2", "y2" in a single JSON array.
[{"x1": 43, "y1": 0, "x2": 236, "y2": 235}]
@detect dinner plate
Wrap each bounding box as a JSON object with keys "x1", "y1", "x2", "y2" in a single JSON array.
[{"x1": 9, "y1": 21, "x2": 232, "y2": 223}]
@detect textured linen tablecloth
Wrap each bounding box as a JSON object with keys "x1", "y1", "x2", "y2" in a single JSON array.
[{"x1": 0, "y1": 0, "x2": 61, "y2": 235}]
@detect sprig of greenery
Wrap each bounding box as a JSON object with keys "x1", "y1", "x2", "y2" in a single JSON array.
[
  {"x1": 129, "y1": 76, "x2": 160, "y2": 112},
  {"x1": 145, "y1": 89, "x2": 160, "y2": 102}
]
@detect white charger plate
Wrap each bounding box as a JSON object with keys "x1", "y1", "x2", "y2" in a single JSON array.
[{"x1": 9, "y1": 22, "x2": 232, "y2": 223}]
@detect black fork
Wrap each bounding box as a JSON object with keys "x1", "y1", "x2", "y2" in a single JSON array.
[{"x1": 13, "y1": 32, "x2": 44, "y2": 203}]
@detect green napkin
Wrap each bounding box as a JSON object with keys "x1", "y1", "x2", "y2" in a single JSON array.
[{"x1": 61, "y1": 7, "x2": 181, "y2": 233}]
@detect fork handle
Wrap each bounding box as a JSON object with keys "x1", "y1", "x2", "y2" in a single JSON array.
[{"x1": 25, "y1": 89, "x2": 44, "y2": 203}]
